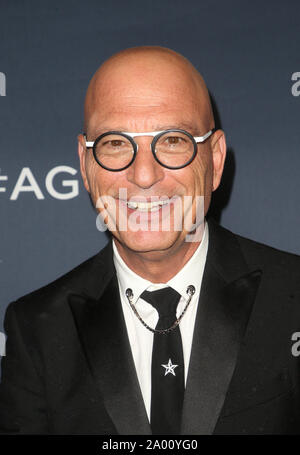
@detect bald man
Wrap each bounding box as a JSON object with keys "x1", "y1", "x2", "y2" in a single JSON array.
[{"x1": 0, "y1": 46, "x2": 300, "y2": 435}]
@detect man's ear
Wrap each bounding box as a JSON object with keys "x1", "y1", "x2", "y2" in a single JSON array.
[
  {"x1": 77, "y1": 134, "x2": 91, "y2": 193},
  {"x1": 211, "y1": 129, "x2": 226, "y2": 191}
]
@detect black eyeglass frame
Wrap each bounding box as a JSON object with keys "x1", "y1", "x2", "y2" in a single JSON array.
[{"x1": 83, "y1": 128, "x2": 216, "y2": 172}]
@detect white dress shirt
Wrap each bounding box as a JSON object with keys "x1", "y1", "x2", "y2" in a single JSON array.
[{"x1": 112, "y1": 222, "x2": 209, "y2": 422}]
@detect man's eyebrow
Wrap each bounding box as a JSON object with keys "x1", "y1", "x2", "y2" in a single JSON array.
[{"x1": 91, "y1": 123, "x2": 201, "y2": 137}]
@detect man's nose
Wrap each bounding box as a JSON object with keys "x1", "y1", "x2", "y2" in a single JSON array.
[{"x1": 126, "y1": 138, "x2": 164, "y2": 189}]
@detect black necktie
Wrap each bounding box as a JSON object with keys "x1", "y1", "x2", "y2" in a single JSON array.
[{"x1": 140, "y1": 287, "x2": 185, "y2": 435}]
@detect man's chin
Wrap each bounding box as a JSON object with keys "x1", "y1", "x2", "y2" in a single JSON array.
[{"x1": 114, "y1": 230, "x2": 181, "y2": 254}]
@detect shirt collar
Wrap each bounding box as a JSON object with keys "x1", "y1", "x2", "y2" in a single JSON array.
[{"x1": 113, "y1": 221, "x2": 209, "y2": 306}]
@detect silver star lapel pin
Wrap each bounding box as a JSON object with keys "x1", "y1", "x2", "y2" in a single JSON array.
[{"x1": 161, "y1": 359, "x2": 178, "y2": 376}]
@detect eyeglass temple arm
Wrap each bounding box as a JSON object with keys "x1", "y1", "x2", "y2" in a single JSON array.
[
  {"x1": 194, "y1": 128, "x2": 215, "y2": 143},
  {"x1": 83, "y1": 134, "x2": 93, "y2": 148}
]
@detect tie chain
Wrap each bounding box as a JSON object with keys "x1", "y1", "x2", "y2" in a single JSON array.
[{"x1": 125, "y1": 285, "x2": 195, "y2": 334}]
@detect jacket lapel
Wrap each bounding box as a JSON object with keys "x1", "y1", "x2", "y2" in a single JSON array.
[
  {"x1": 68, "y1": 242, "x2": 151, "y2": 435},
  {"x1": 180, "y1": 219, "x2": 262, "y2": 434}
]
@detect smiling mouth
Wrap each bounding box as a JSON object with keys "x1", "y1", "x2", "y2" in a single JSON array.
[{"x1": 126, "y1": 199, "x2": 170, "y2": 212}]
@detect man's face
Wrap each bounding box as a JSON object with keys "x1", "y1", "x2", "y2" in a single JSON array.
[{"x1": 78, "y1": 54, "x2": 226, "y2": 256}]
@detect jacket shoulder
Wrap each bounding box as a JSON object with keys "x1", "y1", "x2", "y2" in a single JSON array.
[
  {"x1": 8, "y1": 240, "x2": 113, "y2": 317},
  {"x1": 209, "y1": 217, "x2": 298, "y2": 259},
  {"x1": 234, "y1": 230, "x2": 300, "y2": 269},
  {"x1": 216, "y1": 223, "x2": 300, "y2": 288}
]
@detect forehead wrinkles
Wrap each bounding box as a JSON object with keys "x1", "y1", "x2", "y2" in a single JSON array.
[
  {"x1": 98, "y1": 76, "x2": 196, "y2": 102},
  {"x1": 88, "y1": 84, "x2": 201, "y2": 127},
  {"x1": 88, "y1": 105, "x2": 200, "y2": 136},
  {"x1": 88, "y1": 82, "x2": 201, "y2": 134},
  {"x1": 113, "y1": 95, "x2": 170, "y2": 108},
  {"x1": 99, "y1": 93, "x2": 173, "y2": 110}
]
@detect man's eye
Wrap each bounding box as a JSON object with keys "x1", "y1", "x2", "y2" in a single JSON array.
[
  {"x1": 166, "y1": 136, "x2": 182, "y2": 145},
  {"x1": 102, "y1": 139, "x2": 125, "y2": 147},
  {"x1": 110, "y1": 140, "x2": 124, "y2": 147}
]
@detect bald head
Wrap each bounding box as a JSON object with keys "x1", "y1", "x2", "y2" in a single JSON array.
[{"x1": 84, "y1": 46, "x2": 214, "y2": 135}]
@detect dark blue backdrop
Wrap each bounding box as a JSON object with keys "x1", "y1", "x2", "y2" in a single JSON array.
[{"x1": 0, "y1": 0, "x2": 299, "y2": 353}]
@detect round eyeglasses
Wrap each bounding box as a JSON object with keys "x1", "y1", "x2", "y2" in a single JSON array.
[{"x1": 84, "y1": 128, "x2": 215, "y2": 172}]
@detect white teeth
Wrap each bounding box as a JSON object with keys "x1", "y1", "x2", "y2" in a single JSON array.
[
  {"x1": 127, "y1": 201, "x2": 138, "y2": 209},
  {"x1": 127, "y1": 199, "x2": 170, "y2": 211}
]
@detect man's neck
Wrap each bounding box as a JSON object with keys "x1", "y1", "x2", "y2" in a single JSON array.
[{"x1": 113, "y1": 236, "x2": 202, "y2": 283}]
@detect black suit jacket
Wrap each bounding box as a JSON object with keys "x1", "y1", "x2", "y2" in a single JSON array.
[{"x1": 0, "y1": 219, "x2": 300, "y2": 434}]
